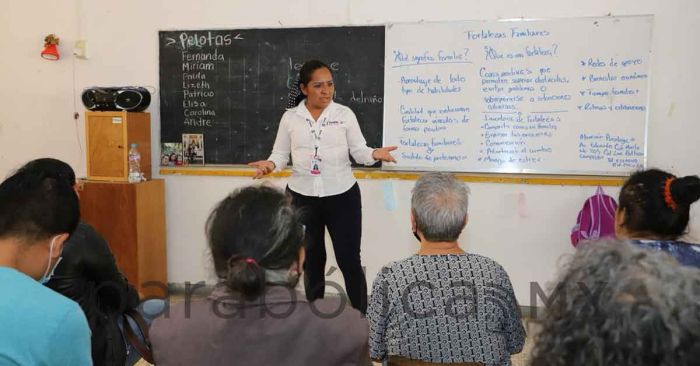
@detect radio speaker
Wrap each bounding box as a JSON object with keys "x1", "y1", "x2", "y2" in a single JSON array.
[{"x1": 82, "y1": 87, "x2": 151, "y2": 112}]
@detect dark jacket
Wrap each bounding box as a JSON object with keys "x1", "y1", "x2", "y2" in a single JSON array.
[
  {"x1": 151, "y1": 285, "x2": 371, "y2": 366},
  {"x1": 47, "y1": 222, "x2": 140, "y2": 366}
]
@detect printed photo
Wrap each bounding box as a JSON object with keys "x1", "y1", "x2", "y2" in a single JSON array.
[
  {"x1": 160, "y1": 142, "x2": 184, "y2": 166},
  {"x1": 182, "y1": 134, "x2": 205, "y2": 165}
]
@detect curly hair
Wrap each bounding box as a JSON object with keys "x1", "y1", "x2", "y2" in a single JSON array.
[{"x1": 530, "y1": 239, "x2": 700, "y2": 366}]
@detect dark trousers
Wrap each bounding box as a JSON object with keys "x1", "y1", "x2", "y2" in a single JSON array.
[{"x1": 287, "y1": 183, "x2": 367, "y2": 314}]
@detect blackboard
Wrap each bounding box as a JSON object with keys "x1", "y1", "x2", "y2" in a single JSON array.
[{"x1": 159, "y1": 27, "x2": 385, "y2": 165}]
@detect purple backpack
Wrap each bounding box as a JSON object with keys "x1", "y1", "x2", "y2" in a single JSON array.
[{"x1": 571, "y1": 186, "x2": 618, "y2": 247}]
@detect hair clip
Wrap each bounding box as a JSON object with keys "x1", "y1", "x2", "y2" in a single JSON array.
[{"x1": 663, "y1": 177, "x2": 678, "y2": 211}]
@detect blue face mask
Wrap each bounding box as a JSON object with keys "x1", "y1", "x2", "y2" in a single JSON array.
[{"x1": 39, "y1": 236, "x2": 63, "y2": 285}]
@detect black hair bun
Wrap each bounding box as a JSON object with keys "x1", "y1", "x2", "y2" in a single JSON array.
[{"x1": 672, "y1": 175, "x2": 700, "y2": 206}]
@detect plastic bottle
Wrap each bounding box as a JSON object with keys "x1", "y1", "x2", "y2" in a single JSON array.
[{"x1": 128, "y1": 143, "x2": 142, "y2": 183}]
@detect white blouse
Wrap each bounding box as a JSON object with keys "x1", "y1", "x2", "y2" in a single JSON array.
[{"x1": 267, "y1": 101, "x2": 376, "y2": 197}]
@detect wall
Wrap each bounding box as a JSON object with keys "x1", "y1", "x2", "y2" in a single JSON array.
[
  {"x1": 1, "y1": 0, "x2": 699, "y2": 305},
  {"x1": 0, "y1": 0, "x2": 82, "y2": 174}
]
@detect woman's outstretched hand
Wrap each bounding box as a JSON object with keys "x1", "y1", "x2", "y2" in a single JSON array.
[
  {"x1": 248, "y1": 160, "x2": 276, "y2": 179},
  {"x1": 372, "y1": 146, "x2": 398, "y2": 163}
]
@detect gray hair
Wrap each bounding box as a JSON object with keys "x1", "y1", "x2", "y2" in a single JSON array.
[
  {"x1": 411, "y1": 172, "x2": 470, "y2": 242},
  {"x1": 530, "y1": 239, "x2": 700, "y2": 366}
]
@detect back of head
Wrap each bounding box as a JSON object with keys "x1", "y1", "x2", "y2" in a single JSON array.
[
  {"x1": 206, "y1": 184, "x2": 304, "y2": 299},
  {"x1": 0, "y1": 163, "x2": 80, "y2": 243},
  {"x1": 530, "y1": 239, "x2": 700, "y2": 366},
  {"x1": 16, "y1": 158, "x2": 76, "y2": 187},
  {"x1": 411, "y1": 172, "x2": 470, "y2": 242},
  {"x1": 618, "y1": 169, "x2": 700, "y2": 239}
]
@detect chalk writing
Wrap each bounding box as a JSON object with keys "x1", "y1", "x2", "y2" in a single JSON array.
[
  {"x1": 180, "y1": 49, "x2": 225, "y2": 127},
  {"x1": 350, "y1": 90, "x2": 383, "y2": 104}
]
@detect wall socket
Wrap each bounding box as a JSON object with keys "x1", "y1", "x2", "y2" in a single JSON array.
[{"x1": 73, "y1": 40, "x2": 88, "y2": 59}]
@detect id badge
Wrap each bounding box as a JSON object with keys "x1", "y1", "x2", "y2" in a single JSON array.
[{"x1": 310, "y1": 156, "x2": 322, "y2": 176}]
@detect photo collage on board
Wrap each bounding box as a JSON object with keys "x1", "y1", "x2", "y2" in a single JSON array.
[{"x1": 160, "y1": 134, "x2": 205, "y2": 166}]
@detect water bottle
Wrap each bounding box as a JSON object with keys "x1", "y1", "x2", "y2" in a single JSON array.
[{"x1": 128, "y1": 143, "x2": 142, "y2": 183}]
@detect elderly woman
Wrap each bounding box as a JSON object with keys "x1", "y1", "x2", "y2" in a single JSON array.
[
  {"x1": 367, "y1": 172, "x2": 525, "y2": 366},
  {"x1": 615, "y1": 168, "x2": 700, "y2": 267},
  {"x1": 150, "y1": 185, "x2": 370, "y2": 365},
  {"x1": 530, "y1": 239, "x2": 700, "y2": 366}
]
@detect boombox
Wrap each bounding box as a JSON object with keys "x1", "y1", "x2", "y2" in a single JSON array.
[{"x1": 81, "y1": 87, "x2": 151, "y2": 112}]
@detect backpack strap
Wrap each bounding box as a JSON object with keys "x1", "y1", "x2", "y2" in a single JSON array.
[
  {"x1": 123, "y1": 309, "x2": 154, "y2": 364},
  {"x1": 596, "y1": 185, "x2": 618, "y2": 216}
]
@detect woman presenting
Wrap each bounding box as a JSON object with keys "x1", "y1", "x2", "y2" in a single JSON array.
[{"x1": 249, "y1": 60, "x2": 396, "y2": 313}]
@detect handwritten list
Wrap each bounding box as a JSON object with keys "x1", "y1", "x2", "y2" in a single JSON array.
[
  {"x1": 174, "y1": 32, "x2": 237, "y2": 128},
  {"x1": 384, "y1": 16, "x2": 652, "y2": 175}
]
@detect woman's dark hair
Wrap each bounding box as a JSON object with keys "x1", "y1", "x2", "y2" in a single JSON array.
[
  {"x1": 206, "y1": 185, "x2": 304, "y2": 299},
  {"x1": 530, "y1": 239, "x2": 700, "y2": 366},
  {"x1": 618, "y1": 168, "x2": 700, "y2": 239},
  {"x1": 17, "y1": 158, "x2": 77, "y2": 187},
  {"x1": 0, "y1": 160, "x2": 80, "y2": 242},
  {"x1": 289, "y1": 59, "x2": 331, "y2": 107}
]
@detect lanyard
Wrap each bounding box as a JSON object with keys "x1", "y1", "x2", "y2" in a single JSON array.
[{"x1": 307, "y1": 117, "x2": 327, "y2": 158}]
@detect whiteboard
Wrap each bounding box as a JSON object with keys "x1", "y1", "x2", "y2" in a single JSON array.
[{"x1": 383, "y1": 16, "x2": 653, "y2": 175}]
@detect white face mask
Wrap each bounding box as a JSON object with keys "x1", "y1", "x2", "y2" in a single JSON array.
[{"x1": 39, "y1": 235, "x2": 62, "y2": 285}]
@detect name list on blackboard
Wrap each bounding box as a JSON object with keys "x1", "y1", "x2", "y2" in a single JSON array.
[{"x1": 160, "y1": 27, "x2": 385, "y2": 165}]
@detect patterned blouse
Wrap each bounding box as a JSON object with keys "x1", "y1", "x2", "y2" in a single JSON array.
[
  {"x1": 367, "y1": 254, "x2": 525, "y2": 366},
  {"x1": 631, "y1": 239, "x2": 700, "y2": 268}
]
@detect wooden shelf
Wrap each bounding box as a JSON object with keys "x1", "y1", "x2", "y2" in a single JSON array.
[
  {"x1": 79, "y1": 179, "x2": 167, "y2": 298},
  {"x1": 85, "y1": 111, "x2": 151, "y2": 181}
]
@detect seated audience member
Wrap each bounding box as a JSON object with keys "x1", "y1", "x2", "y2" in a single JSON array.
[
  {"x1": 0, "y1": 165, "x2": 92, "y2": 365},
  {"x1": 16, "y1": 158, "x2": 164, "y2": 366},
  {"x1": 615, "y1": 168, "x2": 700, "y2": 267},
  {"x1": 367, "y1": 172, "x2": 525, "y2": 366},
  {"x1": 150, "y1": 185, "x2": 370, "y2": 366},
  {"x1": 530, "y1": 239, "x2": 700, "y2": 366}
]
